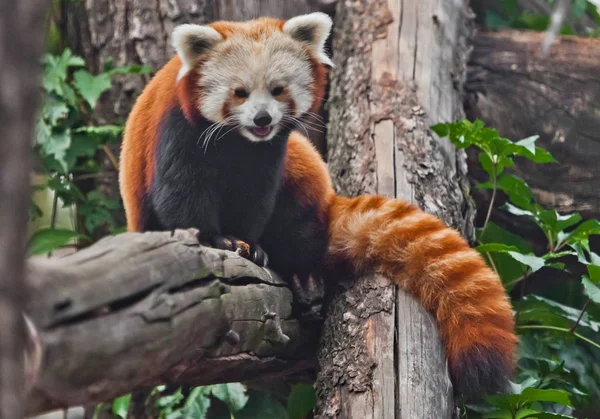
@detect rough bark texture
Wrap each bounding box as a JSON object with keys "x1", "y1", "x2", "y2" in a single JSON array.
[
  {"x1": 465, "y1": 30, "x2": 600, "y2": 220},
  {"x1": 25, "y1": 229, "x2": 321, "y2": 416},
  {"x1": 62, "y1": 0, "x2": 330, "y2": 227},
  {"x1": 0, "y1": 1, "x2": 47, "y2": 418},
  {"x1": 317, "y1": 0, "x2": 475, "y2": 417}
]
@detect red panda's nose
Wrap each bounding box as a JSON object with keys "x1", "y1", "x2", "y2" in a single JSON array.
[{"x1": 253, "y1": 111, "x2": 272, "y2": 127}]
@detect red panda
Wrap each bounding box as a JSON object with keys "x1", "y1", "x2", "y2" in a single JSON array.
[{"x1": 119, "y1": 12, "x2": 517, "y2": 398}]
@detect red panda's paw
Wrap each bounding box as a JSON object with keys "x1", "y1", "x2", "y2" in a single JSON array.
[
  {"x1": 210, "y1": 236, "x2": 268, "y2": 267},
  {"x1": 449, "y1": 344, "x2": 514, "y2": 400}
]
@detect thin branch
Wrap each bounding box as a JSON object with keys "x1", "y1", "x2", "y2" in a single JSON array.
[
  {"x1": 479, "y1": 162, "x2": 497, "y2": 242},
  {"x1": 102, "y1": 145, "x2": 119, "y2": 171},
  {"x1": 517, "y1": 325, "x2": 600, "y2": 350},
  {"x1": 569, "y1": 298, "x2": 592, "y2": 334}
]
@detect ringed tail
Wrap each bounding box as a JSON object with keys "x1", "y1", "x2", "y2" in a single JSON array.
[{"x1": 327, "y1": 194, "x2": 517, "y2": 396}]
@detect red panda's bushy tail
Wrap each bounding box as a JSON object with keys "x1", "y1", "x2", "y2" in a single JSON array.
[{"x1": 326, "y1": 194, "x2": 517, "y2": 397}]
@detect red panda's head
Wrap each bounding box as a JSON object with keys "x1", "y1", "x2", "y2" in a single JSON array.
[{"x1": 172, "y1": 13, "x2": 333, "y2": 142}]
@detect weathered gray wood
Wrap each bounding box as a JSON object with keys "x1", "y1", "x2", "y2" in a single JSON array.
[
  {"x1": 318, "y1": 0, "x2": 474, "y2": 417},
  {"x1": 465, "y1": 30, "x2": 600, "y2": 221},
  {"x1": 24, "y1": 229, "x2": 320, "y2": 416},
  {"x1": 0, "y1": 0, "x2": 47, "y2": 417}
]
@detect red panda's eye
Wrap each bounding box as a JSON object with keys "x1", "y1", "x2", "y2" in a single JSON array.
[
  {"x1": 234, "y1": 88, "x2": 249, "y2": 98},
  {"x1": 271, "y1": 86, "x2": 284, "y2": 96}
]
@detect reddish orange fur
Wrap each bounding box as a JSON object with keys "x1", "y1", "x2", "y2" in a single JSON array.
[
  {"x1": 120, "y1": 15, "x2": 517, "y2": 395},
  {"x1": 327, "y1": 196, "x2": 518, "y2": 385}
]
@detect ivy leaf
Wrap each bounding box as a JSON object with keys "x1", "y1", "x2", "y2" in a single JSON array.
[
  {"x1": 210, "y1": 383, "x2": 248, "y2": 413},
  {"x1": 508, "y1": 251, "x2": 545, "y2": 273},
  {"x1": 27, "y1": 228, "x2": 85, "y2": 255},
  {"x1": 582, "y1": 276, "x2": 600, "y2": 304},
  {"x1": 43, "y1": 97, "x2": 69, "y2": 125},
  {"x1": 38, "y1": 129, "x2": 72, "y2": 173},
  {"x1": 73, "y1": 70, "x2": 112, "y2": 109},
  {"x1": 112, "y1": 394, "x2": 131, "y2": 419}
]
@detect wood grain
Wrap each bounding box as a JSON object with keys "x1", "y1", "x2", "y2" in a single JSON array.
[
  {"x1": 318, "y1": 0, "x2": 475, "y2": 417},
  {"x1": 24, "y1": 229, "x2": 321, "y2": 416}
]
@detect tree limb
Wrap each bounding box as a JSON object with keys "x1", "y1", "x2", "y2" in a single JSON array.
[{"x1": 24, "y1": 229, "x2": 322, "y2": 416}]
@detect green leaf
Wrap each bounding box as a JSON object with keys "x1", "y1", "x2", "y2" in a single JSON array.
[
  {"x1": 476, "y1": 243, "x2": 520, "y2": 254},
  {"x1": 75, "y1": 125, "x2": 124, "y2": 138},
  {"x1": 235, "y1": 390, "x2": 288, "y2": 419},
  {"x1": 534, "y1": 413, "x2": 577, "y2": 419},
  {"x1": 40, "y1": 130, "x2": 72, "y2": 173},
  {"x1": 41, "y1": 49, "x2": 86, "y2": 95},
  {"x1": 478, "y1": 174, "x2": 535, "y2": 210},
  {"x1": 515, "y1": 135, "x2": 538, "y2": 155},
  {"x1": 73, "y1": 70, "x2": 112, "y2": 109},
  {"x1": 520, "y1": 387, "x2": 572, "y2": 406},
  {"x1": 573, "y1": 0, "x2": 588, "y2": 18},
  {"x1": 485, "y1": 9, "x2": 510, "y2": 29},
  {"x1": 503, "y1": 202, "x2": 535, "y2": 218},
  {"x1": 582, "y1": 276, "x2": 600, "y2": 304},
  {"x1": 587, "y1": 265, "x2": 600, "y2": 285},
  {"x1": 210, "y1": 383, "x2": 249, "y2": 413},
  {"x1": 477, "y1": 222, "x2": 532, "y2": 287},
  {"x1": 112, "y1": 394, "x2": 131, "y2": 419},
  {"x1": 479, "y1": 151, "x2": 495, "y2": 180},
  {"x1": 508, "y1": 251, "x2": 545, "y2": 273},
  {"x1": 43, "y1": 97, "x2": 69, "y2": 125},
  {"x1": 108, "y1": 64, "x2": 153, "y2": 75},
  {"x1": 27, "y1": 228, "x2": 84, "y2": 255},
  {"x1": 62, "y1": 134, "x2": 99, "y2": 170},
  {"x1": 287, "y1": 384, "x2": 315, "y2": 419},
  {"x1": 517, "y1": 295, "x2": 600, "y2": 332},
  {"x1": 501, "y1": 0, "x2": 518, "y2": 16},
  {"x1": 563, "y1": 220, "x2": 600, "y2": 246}
]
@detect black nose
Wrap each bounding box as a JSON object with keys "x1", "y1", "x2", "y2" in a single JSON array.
[{"x1": 253, "y1": 111, "x2": 272, "y2": 127}]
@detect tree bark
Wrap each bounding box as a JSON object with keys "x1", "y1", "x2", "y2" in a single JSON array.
[
  {"x1": 0, "y1": 1, "x2": 47, "y2": 418},
  {"x1": 465, "y1": 30, "x2": 600, "y2": 221},
  {"x1": 24, "y1": 229, "x2": 322, "y2": 416},
  {"x1": 317, "y1": 0, "x2": 475, "y2": 417}
]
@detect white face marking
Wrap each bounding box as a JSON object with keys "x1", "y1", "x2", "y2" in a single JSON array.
[{"x1": 198, "y1": 33, "x2": 315, "y2": 142}]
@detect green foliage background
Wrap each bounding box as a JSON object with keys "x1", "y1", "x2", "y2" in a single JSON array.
[{"x1": 29, "y1": 0, "x2": 600, "y2": 418}]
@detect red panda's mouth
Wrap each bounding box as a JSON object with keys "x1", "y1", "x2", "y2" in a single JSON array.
[{"x1": 251, "y1": 126, "x2": 273, "y2": 137}]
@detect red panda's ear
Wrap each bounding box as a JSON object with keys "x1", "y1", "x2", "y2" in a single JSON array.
[
  {"x1": 283, "y1": 12, "x2": 334, "y2": 68},
  {"x1": 172, "y1": 24, "x2": 223, "y2": 82}
]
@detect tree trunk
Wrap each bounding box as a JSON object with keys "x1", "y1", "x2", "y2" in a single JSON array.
[
  {"x1": 0, "y1": 1, "x2": 47, "y2": 418},
  {"x1": 465, "y1": 30, "x2": 600, "y2": 221},
  {"x1": 316, "y1": 0, "x2": 475, "y2": 418},
  {"x1": 61, "y1": 0, "x2": 331, "y2": 233},
  {"x1": 24, "y1": 229, "x2": 321, "y2": 416}
]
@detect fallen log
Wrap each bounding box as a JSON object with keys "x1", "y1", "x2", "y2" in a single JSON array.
[
  {"x1": 465, "y1": 29, "x2": 600, "y2": 221},
  {"x1": 24, "y1": 229, "x2": 322, "y2": 416}
]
